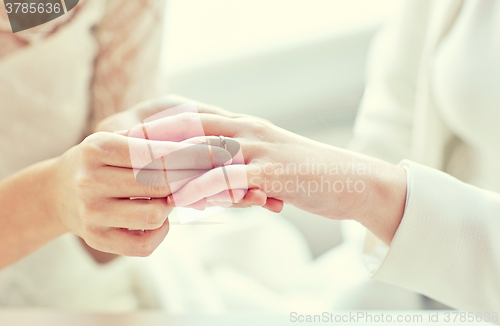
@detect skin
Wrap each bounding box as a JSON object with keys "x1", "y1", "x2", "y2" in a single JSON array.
[
  {"x1": 131, "y1": 96, "x2": 408, "y2": 246},
  {"x1": 0, "y1": 136, "x2": 175, "y2": 268},
  {"x1": 99, "y1": 95, "x2": 285, "y2": 214},
  {"x1": 0, "y1": 131, "x2": 189, "y2": 268},
  {"x1": 0, "y1": 97, "x2": 280, "y2": 269},
  {"x1": 0, "y1": 95, "x2": 406, "y2": 269}
]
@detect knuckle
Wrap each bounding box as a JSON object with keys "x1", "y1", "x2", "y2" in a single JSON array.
[
  {"x1": 80, "y1": 132, "x2": 109, "y2": 159},
  {"x1": 249, "y1": 120, "x2": 269, "y2": 134},
  {"x1": 82, "y1": 237, "x2": 99, "y2": 251},
  {"x1": 80, "y1": 225, "x2": 101, "y2": 248},
  {"x1": 82, "y1": 132, "x2": 107, "y2": 147},
  {"x1": 80, "y1": 139, "x2": 101, "y2": 159},
  {"x1": 178, "y1": 112, "x2": 199, "y2": 124},
  {"x1": 74, "y1": 174, "x2": 93, "y2": 192},
  {"x1": 233, "y1": 118, "x2": 268, "y2": 138},
  {"x1": 78, "y1": 201, "x2": 100, "y2": 224},
  {"x1": 145, "y1": 184, "x2": 167, "y2": 198},
  {"x1": 146, "y1": 204, "x2": 167, "y2": 229},
  {"x1": 132, "y1": 219, "x2": 170, "y2": 257},
  {"x1": 136, "y1": 238, "x2": 157, "y2": 257}
]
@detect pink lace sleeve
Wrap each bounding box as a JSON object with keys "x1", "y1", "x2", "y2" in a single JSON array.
[{"x1": 88, "y1": 0, "x2": 166, "y2": 130}]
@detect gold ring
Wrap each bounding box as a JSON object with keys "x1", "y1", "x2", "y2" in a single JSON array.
[{"x1": 207, "y1": 139, "x2": 215, "y2": 169}]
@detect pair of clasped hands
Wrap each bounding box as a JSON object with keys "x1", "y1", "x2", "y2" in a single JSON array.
[{"x1": 52, "y1": 96, "x2": 406, "y2": 257}]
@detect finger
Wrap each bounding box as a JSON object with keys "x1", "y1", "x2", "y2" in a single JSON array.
[
  {"x1": 168, "y1": 165, "x2": 252, "y2": 207},
  {"x1": 132, "y1": 95, "x2": 232, "y2": 120},
  {"x1": 215, "y1": 189, "x2": 267, "y2": 208},
  {"x1": 241, "y1": 188, "x2": 268, "y2": 206},
  {"x1": 94, "y1": 166, "x2": 205, "y2": 198},
  {"x1": 85, "y1": 218, "x2": 170, "y2": 257},
  {"x1": 94, "y1": 198, "x2": 171, "y2": 230},
  {"x1": 137, "y1": 95, "x2": 269, "y2": 123},
  {"x1": 185, "y1": 100, "x2": 240, "y2": 118},
  {"x1": 183, "y1": 198, "x2": 209, "y2": 211},
  {"x1": 185, "y1": 189, "x2": 246, "y2": 210},
  {"x1": 181, "y1": 99, "x2": 273, "y2": 125},
  {"x1": 197, "y1": 105, "x2": 239, "y2": 118},
  {"x1": 207, "y1": 189, "x2": 283, "y2": 214},
  {"x1": 173, "y1": 190, "x2": 245, "y2": 209},
  {"x1": 181, "y1": 136, "x2": 244, "y2": 164},
  {"x1": 86, "y1": 132, "x2": 232, "y2": 170},
  {"x1": 263, "y1": 198, "x2": 284, "y2": 213},
  {"x1": 124, "y1": 112, "x2": 239, "y2": 142},
  {"x1": 206, "y1": 189, "x2": 247, "y2": 203}
]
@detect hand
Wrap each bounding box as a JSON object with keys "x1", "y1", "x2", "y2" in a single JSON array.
[
  {"x1": 94, "y1": 94, "x2": 272, "y2": 134},
  {"x1": 101, "y1": 95, "x2": 283, "y2": 213},
  {"x1": 136, "y1": 111, "x2": 407, "y2": 245},
  {"x1": 48, "y1": 131, "x2": 231, "y2": 256}
]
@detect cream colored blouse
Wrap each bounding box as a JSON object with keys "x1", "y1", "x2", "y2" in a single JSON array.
[{"x1": 352, "y1": 0, "x2": 500, "y2": 314}]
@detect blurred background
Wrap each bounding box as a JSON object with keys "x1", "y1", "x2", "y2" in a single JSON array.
[{"x1": 161, "y1": 0, "x2": 401, "y2": 258}]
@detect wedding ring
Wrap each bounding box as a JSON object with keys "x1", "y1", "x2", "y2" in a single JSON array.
[{"x1": 219, "y1": 135, "x2": 227, "y2": 150}]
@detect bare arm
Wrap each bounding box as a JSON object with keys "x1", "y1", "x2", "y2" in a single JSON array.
[{"x1": 0, "y1": 159, "x2": 66, "y2": 268}]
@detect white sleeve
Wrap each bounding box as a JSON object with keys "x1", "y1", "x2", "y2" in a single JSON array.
[
  {"x1": 348, "y1": 0, "x2": 431, "y2": 164},
  {"x1": 350, "y1": 0, "x2": 500, "y2": 315},
  {"x1": 364, "y1": 160, "x2": 500, "y2": 314}
]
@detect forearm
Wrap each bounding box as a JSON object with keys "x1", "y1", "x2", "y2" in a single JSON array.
[
  {"x1": 0, "y1": 158, "x2": 67, "y2": 269},
  {"x1": 272, "y1": 140, "x2": 408, "y2": 246}
]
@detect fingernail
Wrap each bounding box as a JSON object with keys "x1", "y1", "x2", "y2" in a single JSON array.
[
  {"x1": 114, "y1": 130, "x2": 129, "y2": 136},
  {"x1": 166, "y1": 195, "x2": 174, "y2": 206},
  {"x1": 214, "y1": 150, "x2": 232, "y2": 167}
]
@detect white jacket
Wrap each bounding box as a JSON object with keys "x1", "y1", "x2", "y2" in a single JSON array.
[{"x1": 351, "y1": 0, "x2": 500, "y2": 313}]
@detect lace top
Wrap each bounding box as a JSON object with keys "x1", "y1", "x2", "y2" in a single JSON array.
[{"x1": 0, "y1": 0, "x2": 165, "y2": 130}]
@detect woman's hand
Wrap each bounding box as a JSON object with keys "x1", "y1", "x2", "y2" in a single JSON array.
[
  {"x1": 137, "y1": 111, "x2": 408, "y2": 245},
  {"x1": 100, "y1": 95, "x2": 283, "y2": 213},
  {"x1": 48, "y1": 131, "x2": 232, "y2": 256},
  {"x1": 94, "y1": 94, "x2": 274, "y2": 134}
]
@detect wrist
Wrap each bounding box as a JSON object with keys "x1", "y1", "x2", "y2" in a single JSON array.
[
  {"x1": 42, "y1": 157, "x2": 70, "y2": 235},
  {"x1": 357, "y1": 160, "x2": 407, "y2": 245}
]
